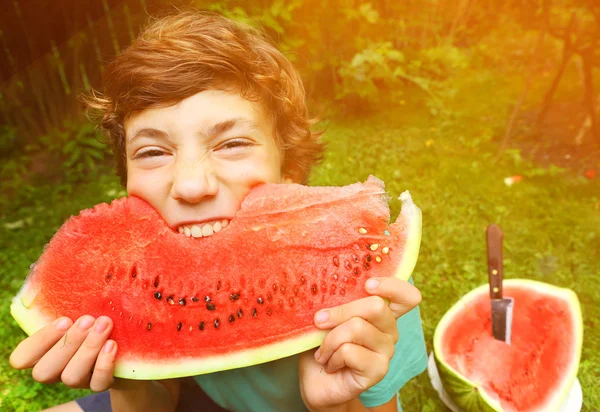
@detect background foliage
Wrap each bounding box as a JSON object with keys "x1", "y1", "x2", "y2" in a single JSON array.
[{"x1": 1, "y1": 0, "x2": 599, "y2": 411}]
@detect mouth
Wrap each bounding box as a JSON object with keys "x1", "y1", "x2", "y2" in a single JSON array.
[{"x1": 177, "y1": 219, "x2": 230, "y2": 238}]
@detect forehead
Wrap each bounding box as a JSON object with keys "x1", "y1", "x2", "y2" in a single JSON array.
[{"x1": 124, "y1": 90, "x2": 273, "y2": 139}]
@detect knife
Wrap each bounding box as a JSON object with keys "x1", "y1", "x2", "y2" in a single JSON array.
[{"x1": 486, "y1": 224, "x2": 514, "y2": 344}]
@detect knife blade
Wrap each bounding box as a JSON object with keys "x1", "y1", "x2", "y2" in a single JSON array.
[{"x1": 486, "y1": 224, "x2": 514, "y2": 344}]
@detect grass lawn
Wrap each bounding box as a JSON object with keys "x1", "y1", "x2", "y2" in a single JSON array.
[{"x1": 1, "y1": 68, "x2": 599, "y2": 411}]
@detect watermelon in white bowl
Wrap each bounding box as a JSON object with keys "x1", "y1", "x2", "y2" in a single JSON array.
[{"x1": 429, "y1": 280, "x2": 583, "y2": 412}]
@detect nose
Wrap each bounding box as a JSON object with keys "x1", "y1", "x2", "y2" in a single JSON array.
[{"x1": 170, "y1": 159, "x2": 219, "y2": 204}]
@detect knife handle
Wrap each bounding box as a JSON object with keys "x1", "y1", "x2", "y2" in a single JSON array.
[{"x1": 486, "y1": 224, "x2": 504, "y2": 299}]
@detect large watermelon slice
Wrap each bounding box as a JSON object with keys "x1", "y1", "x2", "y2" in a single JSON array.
[
  {"x1": 11, "y1": 176, "x2": 422, "y2": 380},
  {"x1": 433, "y1": 279, "x2": 583, "y2": 412}
]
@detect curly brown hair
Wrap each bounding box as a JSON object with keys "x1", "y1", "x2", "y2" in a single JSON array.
[{"x1": 84, "y1": 9, "x2": 325, "y2": 186}]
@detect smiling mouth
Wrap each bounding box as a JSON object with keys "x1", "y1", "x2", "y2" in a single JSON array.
[{"x1": 178, "y1": 219, "x2": 230, "y2": 238}]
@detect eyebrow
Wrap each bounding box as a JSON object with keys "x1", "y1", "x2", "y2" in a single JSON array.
[{"x1": 128, "y1": 117, "x2": 263, "y2": 143}]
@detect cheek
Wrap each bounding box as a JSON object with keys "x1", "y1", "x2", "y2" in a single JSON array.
[{"x1": 126, "y1": 167, "x2": 169, "y2": 200}]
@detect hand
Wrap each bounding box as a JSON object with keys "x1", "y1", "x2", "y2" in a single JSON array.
[
  {"x1": 298, "y1": 278, "x2": 422, "y2": 411},
  {"x1": 10, "y1": 315, "x2": 118, "y2": 392}
]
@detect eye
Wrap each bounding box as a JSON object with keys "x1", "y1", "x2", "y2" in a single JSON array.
[
  {"x1": 135, "y1": 149, "x2": 167, "y2": 159},
  {"x1": 219, "y1": 139, "x2": 253, "y2": 150}
]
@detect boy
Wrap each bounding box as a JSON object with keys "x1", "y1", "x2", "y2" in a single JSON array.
[{"x1": 10, "y1": 10, "x2": 427, "y2": 412}]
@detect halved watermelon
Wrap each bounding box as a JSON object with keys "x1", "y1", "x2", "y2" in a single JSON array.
[
  {"x1": 11, "y1": 176, "x2": 422, "y2": 379},
  {"x1": 433, "y1": 279, "x2": 583, "y2": 412}
]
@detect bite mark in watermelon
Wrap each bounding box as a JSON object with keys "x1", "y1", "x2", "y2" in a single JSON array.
[
  {"x1": 11, "y1": 176, "x2": 422, "y2": 379},
  {"x1": 433, "y1": 279, "x2": 583, "y2": 412}
]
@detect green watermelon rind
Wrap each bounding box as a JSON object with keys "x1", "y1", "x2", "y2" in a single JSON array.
[
  {"x1": 432, "y1": 279, "x2": 583, "y2": 412},
  {"x1": 392, "y1": 191, "x2": 422, "y2": 281},
  {"x1": 10, "y1": 190, "x2": 422, "y2": 380}
]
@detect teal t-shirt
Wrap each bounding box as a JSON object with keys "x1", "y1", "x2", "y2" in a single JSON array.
[{"x1": 194, "y1": 278, "x2": 427, "y2": 411}]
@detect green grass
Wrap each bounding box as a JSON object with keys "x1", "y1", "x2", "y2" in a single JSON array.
[{"x1": 1, "y1": 68, "x2": 599, "y2": 411}]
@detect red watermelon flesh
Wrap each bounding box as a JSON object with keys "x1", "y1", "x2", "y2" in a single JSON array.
[
  {"x1": 11, "y1": 176, "x2": 422, "y2": 379},
  {"x1": 435, "y1": 281, "x2": 582, "y2": 412}
]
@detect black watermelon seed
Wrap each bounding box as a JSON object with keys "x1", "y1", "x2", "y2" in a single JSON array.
[
  {"x1": 206, "y1": 303, "x2": 216, "y2": 311},
  {"x1": 366, "y1": 255, "x2": 372, "y2": 262},
  {"x1": 353, "y1": 268, "x2": 360, "y2": 276},
  {"x1": 147, "y1": 323, "x2": 152, "y2": 331},
  {"x1": 333, "y1": 256, "x2": 339, "y2": 267},
  {"x1": 199, "y1": 321, "x2": 205, "y2": 331},
  {"x1": 229, "y1": 314, "x2": 235, "y2": 323},
  {"x1": 237, "y1": 309, "x2": 243, "y2": 318},
  {"x1": 191, "y1": 297, "x2": 199, "y2": 302},
  {"x1": 230, "y1": 293, "x2": 240, "y2": 301},
  {"x1": 216, "y1": 280, "x2": 222, "y2": 290},
  {"x1": 179, "y1": 298, "x2": 186, "y2": 306},
  {"x1": 106, "y1": 273, "x2": 113, "y2": 282},
  {"x1": 214, "y1": 318, "x2": 220, "y2": 328},
  {"x1": 257, "y1": 297, "x2": 264, "y2": 304},
  {"x1": 177, "y1": 322, "x2": 182, "y2": 331},
  {"x1": 351, "y1": 254, "x2": 359, "y2": 263},
  {"x1": 167, "y1": 296, "x2": 175, "y2": 305},
  {"x1": 252, "y1": 308, "x2": 258, "y2": 317},
  {"x1": 364, "y1": 262, "x2": 371, "y2": 270},
  {"x1": 131, "y1": 270, "x2": 137, "y2": 278},
  {"x1": 205, "y1": 296, "x2": 211, "y2": 303},
  {"x1": 154, "y1": 276, "x2": 159, "y2": 287},
  {"x1": 153, "y1": 292, "x2": 162, "y2": 300}
]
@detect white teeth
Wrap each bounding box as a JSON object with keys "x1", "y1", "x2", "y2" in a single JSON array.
[
  {"x1": 178, "y1": 219, "x2": 230, "y2": 237},
  {"x1": 202, "y1": 224, "x2": 214, "y2": 236},
  {"x1": 191, "y1": 225, "x2": 203, "y2": 238}
]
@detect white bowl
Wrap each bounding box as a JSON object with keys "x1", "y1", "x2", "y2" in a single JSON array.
[{"x1": 426, "y1": 352, "x2": 582, "y2": 412}]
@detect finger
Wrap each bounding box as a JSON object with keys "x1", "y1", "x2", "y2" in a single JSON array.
[
  {"x1": 89, "y1": 340, "x2": 117, "y2": 392},
  {"x1": 9, "y1": 317, "x2": 73, "y2": 369},
  {"x1": 325, "y1": 343, "x2": 389, "y2": 391},
  {"x1": 31, "y1": 315, "x2": 95, "y2": 384},
  {"x1": 61, "y1": 316, "x2": 114, "y2": 389},
  {"x1": 314, "y1": 295, "x2": 396, "y2": 336},
  {"x1": 365, "y1": 278, "x2": 422, "y2": 318},
  {"x1": 315, "y1": 317, "x2": 395, "y2": 366}
]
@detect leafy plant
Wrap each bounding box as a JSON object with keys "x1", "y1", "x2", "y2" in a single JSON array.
[
  {"x1": 39, "y1": 120, "x2": 112, "y2": 183},
  {"x1": 336, "y1": 41, "x2": 406, "y2": 104}
]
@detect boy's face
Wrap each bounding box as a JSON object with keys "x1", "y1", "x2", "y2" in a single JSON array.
[{"x1": 124, "y1": 90, "x2": 285, "y2": 236}]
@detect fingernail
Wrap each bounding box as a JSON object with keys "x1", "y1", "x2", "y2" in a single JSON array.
[
  {"x1": 314, "y1": 348, "x2": 321, "y2": 361},
  {"x1": 54, "y1": 317, "x2": 71, "y2": 331},
  {"x1": 103, "y1": 340, "x2": 115, "y2": 353},
  {"x1": 366, "y1": 278, "x2": 379, "y2": 290},
  {"x1": 315, "y1": 310, "x2": 329, "y2": 323},
  {"x1": 78, "y1": 316, "x2": 94, "y2": 330},
  {"x1": 94, "y1": 318, "x2": 109, "y2": 333}
]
